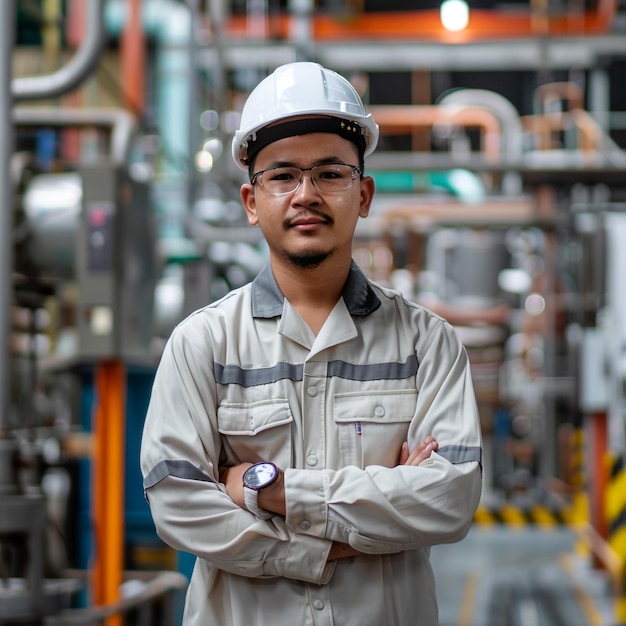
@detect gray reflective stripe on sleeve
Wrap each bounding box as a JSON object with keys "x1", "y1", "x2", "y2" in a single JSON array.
[
  {"x1": 143, "y1": 459, "x2": 213, "y2": 490},
  {"x1": 437, "y1": 445, "x2": 482, "y2": 466}
]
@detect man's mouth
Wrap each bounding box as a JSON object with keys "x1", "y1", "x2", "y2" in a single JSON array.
[{"x1": 287, "y1": 212, "x2": 331, "y2": 230}]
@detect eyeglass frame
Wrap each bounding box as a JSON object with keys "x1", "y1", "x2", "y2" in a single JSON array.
[{"x1": 250, "y1": 163, "x2": 363, "y2": 196}]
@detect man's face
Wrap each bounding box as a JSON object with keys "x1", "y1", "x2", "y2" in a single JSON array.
[{"x1": 240, "y1": 132, "x2": 374, "y2": 270}]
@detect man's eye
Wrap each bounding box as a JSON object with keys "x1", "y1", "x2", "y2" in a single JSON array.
[
  {"x1": 268, "y1": 170, "x2": 296, "y2": 181},
  {"x1": 318, "y1": 168, "x2": 342, "y2": 179}
]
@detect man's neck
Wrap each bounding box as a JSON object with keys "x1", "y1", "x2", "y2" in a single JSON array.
[{"x1": 272, "y1": 257, "x2": 351, "y2": 334}]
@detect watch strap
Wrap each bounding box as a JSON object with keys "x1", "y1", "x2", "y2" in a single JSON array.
[{"x1": 244, "y1": 486, "x2": 274, "y2": 520}]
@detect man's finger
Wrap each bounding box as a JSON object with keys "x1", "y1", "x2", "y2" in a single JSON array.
[{"x1": 404, "y1": 438, "x2": 438, "y2": 466}]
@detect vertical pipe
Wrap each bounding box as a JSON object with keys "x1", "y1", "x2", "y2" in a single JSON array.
[
  {"x1": 206, "y1": 0, "x2": 229, "y2": 186},
  {"x1": 43, "y1": 0, "x2": 63, "y2": 61},
  {"x1": 121, "y1": 0, "x2": 145, "y2": 115},
  {"x1": 62, "y1": 0, "x2": 85, "y2": 164},
  {"x1": 588, "y1": 411, "x2": 609, "y2": 569},
  {"x1": 0, "y1": 3, "x2": 15, "y2": 434},
  {"x1": 92, "y1": 360, "x2": 126, "y2": 626},
  {"x1": 542, "y1": 230, "x2": 558, "y2": 481},
  {"x1": 186, "y1": 0, "x2": 200, "y2": 211},
  {"x1": 289, "y1": 0, "x2": 314, "y2": 61}
]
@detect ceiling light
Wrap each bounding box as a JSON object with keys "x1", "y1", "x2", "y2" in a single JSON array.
[{"x1": 440, "y1": 0, "x2": 469, "y2": 32}]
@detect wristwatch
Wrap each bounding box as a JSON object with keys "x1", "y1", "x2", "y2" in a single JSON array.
[{"x1": 242, "y1": 461, "x2": 279, "y2": 519}]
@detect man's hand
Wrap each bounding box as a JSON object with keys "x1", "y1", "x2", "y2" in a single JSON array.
[
  {"x1": 331, "y1": 436, "x2": 439, "y2": 562},
  {"x1": 328, "y1": 541, "x2": 362, "y2": 561},
  {"x1": 398, "y1": 436, "x2": 438, "y2": 466}
]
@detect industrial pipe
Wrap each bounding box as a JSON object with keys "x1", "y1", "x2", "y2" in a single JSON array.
[
  {"x1": 225, "y1": 3, "x2": 617, "y2": 42},
  {"x1": 0, "y1": 3, "x2": 15, "y2": 440},
  {"x1": 367, "y1": 104, "x2": 503, "y2": 162},
  {"x1": 12, "y1": 0, "x2": 107, "y2": 101},
  {"x1": 438, "y1": 89, "x2": 525, "y2": 195},
  {"x1": 105, "y1": 0, "x2": 192, "y2": 179},
  {"x1": 14, "y1": 107, "x2": 137, "y2": 164}
]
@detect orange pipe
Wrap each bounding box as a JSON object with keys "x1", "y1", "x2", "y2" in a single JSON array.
[
  {"x1": 92, "y1": 360, "x2": 126, "y2": 626},
  {"x1": 61, "y1": 0, "x2": 84, "y2": 163},
  {"x1": 535, "y1": 81, "x2": 585, "y2": 112},
  {"x1": 367, "y1": 104, "x2": 502, "y2": 162},
  {"x1": 226, "y1": 3, "x2": 616, "y2": 42},
  {"x1": 571, "y1": 110, "x2": 603, "y2": 153},
  {"x1": 590, "y1": 412, "x2": 609, "y2": 546},
  {"x1": 521, "y1": 111, "x2": 602, "y2": 154},
  {"x1": 120, "y1": 0, "x2": 145, "y2": 114}
]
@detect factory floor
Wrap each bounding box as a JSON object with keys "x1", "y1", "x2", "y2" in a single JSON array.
[{"x1": 432, "y1": 524, "x2": 619, "y2": 626}]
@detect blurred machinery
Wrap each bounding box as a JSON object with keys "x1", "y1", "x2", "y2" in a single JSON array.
[
  {"x1": 3, "y1": 0, "x2": 626, "y2": 624},
  {"x1": 4, "y1": 122, "x2": 159, "y2": 624},
  {"x1": 2, "y1": 2, "x2": 175, "y2": 624}
]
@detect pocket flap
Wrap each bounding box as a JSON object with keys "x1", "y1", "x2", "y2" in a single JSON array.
[
  {"x1": 218, "y1": 399, "x2": 293, "y2": 435},
  {"x1": 333, "y1": 390, "x2": 417, "y2": 424}
]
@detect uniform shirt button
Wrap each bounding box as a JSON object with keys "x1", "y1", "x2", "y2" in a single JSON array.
[
  {"x1": 306, "y1": 455, "x2": 318, "y2": 466},
  {"x1": 312, "y1": 600, "x2": 324, "y2": 610},
  {"x1": 300, "y1": 520, "x2": 311, "y2": 531},
  {"x1": 307, "y1": 386, "x2": 318, "y2": 397},
  {"x1": 374, "y1": 404, "x2": 385, "y2": 417}
]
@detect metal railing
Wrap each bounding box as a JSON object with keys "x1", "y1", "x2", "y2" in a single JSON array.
[{"x1": 44, "y1": 570, "x2": 188, "y2": 626}]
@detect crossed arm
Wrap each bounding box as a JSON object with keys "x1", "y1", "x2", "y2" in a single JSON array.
[{"x1": 219, "y1": 436, "x2": 439, "y2": 561}]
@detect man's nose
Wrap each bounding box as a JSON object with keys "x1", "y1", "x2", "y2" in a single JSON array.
[{"x1": 293, "y1": 170, "x2": 319, "y2": 197}]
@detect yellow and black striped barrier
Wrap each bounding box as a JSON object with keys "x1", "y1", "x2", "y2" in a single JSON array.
[
  {"x1": 605, "y1": 452, "x2": 626, "y2": 622},
  {"x1": 474, "y1": 426, "x2": 590, "y2": 529},
  {"x1": 473, "y1": 502, "x2": 578, "y2": 527}
]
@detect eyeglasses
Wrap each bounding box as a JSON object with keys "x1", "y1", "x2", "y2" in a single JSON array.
[{"x1": 250, "y1": 163, "x2": 362, "y2": 196}]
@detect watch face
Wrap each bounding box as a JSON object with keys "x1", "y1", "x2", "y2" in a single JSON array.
[{"x1": 244, "y1": 462, "x2": 277, "y2": 490}]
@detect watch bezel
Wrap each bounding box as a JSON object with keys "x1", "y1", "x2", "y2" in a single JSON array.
[{"x1": 242, "y1": 461, "x2": 279, "y2": 491}]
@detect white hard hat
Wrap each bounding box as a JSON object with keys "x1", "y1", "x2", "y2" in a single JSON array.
[{"x1": 232, "y1": 62, "x2": 379, "y2": 170}]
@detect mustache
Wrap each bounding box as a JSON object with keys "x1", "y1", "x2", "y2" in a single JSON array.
[{"x1": 284, "y1": 209, "x2": 333, "y2": 228}]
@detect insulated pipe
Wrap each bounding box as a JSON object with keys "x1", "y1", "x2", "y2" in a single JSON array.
[
  {"x1": 367, "y1": 104, "x2": 503, "y2": 162},
  {"x1": 0, "y1": 2, "x2": 16, "y2": 437},
  {"x1": 12, "y1": 0, "x2": 106, "y2": 101},
  {"x1": 438, "y1": 89, "x2": 524, "y2": 164},
  {"x1": 438, "y1": 89, "x2": 524, "y2": 195},
  {"x1": 105, "y1": 0, "x2": 192, "y2": 178}
]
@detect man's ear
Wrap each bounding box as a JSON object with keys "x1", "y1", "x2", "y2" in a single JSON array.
[
  {"x1": 359, "y1": 175, "x2": 375, "y2": 218},
  {"x1": 241, "y1": 184, "x2": 259, "y2": 226}
]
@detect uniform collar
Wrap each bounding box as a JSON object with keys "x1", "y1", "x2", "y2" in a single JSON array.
[{"x1": 251, "y1": 261, "x2": 381, "y2": 319}]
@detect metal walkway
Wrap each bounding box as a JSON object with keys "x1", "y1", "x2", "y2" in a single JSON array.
[{"x1": 432, "y1": 525, "x2": 617, "y2": 626}]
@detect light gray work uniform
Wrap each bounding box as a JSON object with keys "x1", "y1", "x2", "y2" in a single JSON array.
[{"x1": 141, "y1": 261, "x2": 483, "y2": 626}]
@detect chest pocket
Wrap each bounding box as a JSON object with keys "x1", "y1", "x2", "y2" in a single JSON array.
[
  {"x1": 334, "y1": 390, "x2": 417, "y2": 468},
  {"x1": 217, "y1": 399, "x2": 293, "y2": 469}
]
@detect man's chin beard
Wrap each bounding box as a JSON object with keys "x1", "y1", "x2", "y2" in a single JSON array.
[{"x1": 283, "y1": 249, "x2": 332, "y2": 269}]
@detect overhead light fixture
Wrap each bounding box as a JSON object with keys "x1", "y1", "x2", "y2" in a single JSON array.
[{"x1": 440, "y1": 0, "x2": 470, "y2": 32}]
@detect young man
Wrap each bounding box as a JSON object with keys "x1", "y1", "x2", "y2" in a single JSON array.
[{"x1": 140, "y1": 62, "x2": 482, "y2": 625}]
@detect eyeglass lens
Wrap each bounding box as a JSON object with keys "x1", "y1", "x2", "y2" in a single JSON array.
[{"x1": 255, "y1": 164, "x2": 359, "y2": 195}]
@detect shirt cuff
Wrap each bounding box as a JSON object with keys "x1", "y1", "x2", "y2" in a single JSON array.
[
  {"x1": 283, "y1": 468, "x2": 328, "y2": 539},
  {"x1": 283, "y1": 533, "x2": 336, "y2": 585}
]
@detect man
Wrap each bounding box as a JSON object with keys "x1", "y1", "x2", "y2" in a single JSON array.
[{"x1": 140, "y1": 62, "x2": 482, "y2": 625}]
